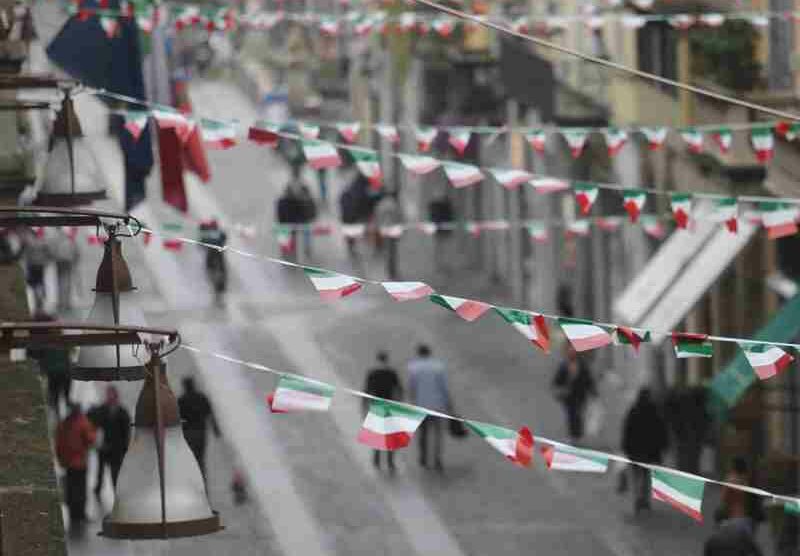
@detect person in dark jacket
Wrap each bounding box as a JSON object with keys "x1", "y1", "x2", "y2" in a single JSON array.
[
  {"x1": 363, "y1": 351, "x2": 403, "y2": 473},
  {"x1": 552, "y1": 345, "x2": 596, "y2": 443},
  {"x1": 276, "y1": 164, "x2": 317, "y2": 259},
  {"x1": 29, "y1": 313, "x2": 72, "y2": 418},
  {"x1": 704, "y1": 510, "x2": 764, "y2": 556},
  {"x1": 622, "y1": 388, "x2": 669, "y2": 513},
  {"x1": 87, "y1": 385, "x2": 131, "y2": 499},
  {"x1": 178, "y1": 377, "x2": 221, "y2": 480}
]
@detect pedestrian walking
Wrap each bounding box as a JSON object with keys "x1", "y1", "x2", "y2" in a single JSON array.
[
  {"x1": 22, "y1": 227, "x2": 51, "y2": 313},
  {"x1": 87, "y1": 385, "x2": 131, "y2": 499},
  {"x1": 718, "y1": 457, "x2": 764, "y2": 534},
  {"x1": 29, "y1": 313, "x2": 72, "y2": 418},
  {"x1": 49, "y1": 227, "x2": 79, "y2": 313},
  {"x1": 276, "y1": 165, "x2": 317, "y2": 260},
  {"x1": 551, "y1": 345, "x2": 596, "y2": 443},
  {"x1": 363, "y1": 351, "x2": 403, "y2": 473},
  {"x1": 621, "y1": 388, "x2": 669, "y2": 514},
  {"x1": 178, "y1": 377, "x2": 221, "y2": 480},
  {"x1": 198, "y1": 219, "x2": 228, "y2": 303},
  {"x1": 55, "y1": 402, "x2": 96, "y2": 533},
  {"x1": 339, "y1": 172, "x2": 379, "y2": 265},
  {"x1": 407, "y1": 344, "x2": 451, "y2": 472}
]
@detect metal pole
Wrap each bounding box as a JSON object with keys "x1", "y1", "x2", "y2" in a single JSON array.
[{"x1": 507, "y1": 99, "x2": 523, "y2": 305}]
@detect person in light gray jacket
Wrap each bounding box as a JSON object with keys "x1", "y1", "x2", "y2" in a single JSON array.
[{"x1": 407, "y1": 344, "x2": 451, "y2": 472}]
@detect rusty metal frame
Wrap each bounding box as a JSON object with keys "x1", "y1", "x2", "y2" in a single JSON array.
[
  {"x1": 0, "y1": 206, "x2": 142, "y2": 234},
  {"x1": 0, "y1": 322, "x2": 178, "y2": 350},
  {"x1": 0, "y1": 74, "x2": 77, "y2": 90}
]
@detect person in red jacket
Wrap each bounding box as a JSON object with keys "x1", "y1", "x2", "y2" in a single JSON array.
[{"x1": 56, "y1": 403, "x2": 96, "y2": 532}]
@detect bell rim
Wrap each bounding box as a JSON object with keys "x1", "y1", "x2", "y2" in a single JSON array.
[
  {"x1": 70, "y1": 365, "x2": 146, "y2": 381},
  {"x1": 101, "y1": 512, "x2": 223, "y2": 539},
  {"x1": 33, "y1": 191, "x2": 107, "y2": 207}
]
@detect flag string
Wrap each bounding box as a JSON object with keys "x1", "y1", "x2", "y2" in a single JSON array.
[
  {"x1": 138, "y1": 226, "x2": 800, "y2": 352},
  {"x1": 90, "y1": 87, "x2": 800, "y2": 208},
  {"x1": 179, "y1": 342, "x2": 791, "y2": 507}
]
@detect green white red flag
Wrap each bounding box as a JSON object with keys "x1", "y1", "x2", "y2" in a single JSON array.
[
  {"x1": 448, "y1": 128, "x2": 472, "y2": 156},
  {"x1": 275, "y1": 226, "x2": 294, "y2": 255},
  {"x1": 573, "y1": 182, "x2": 599, "y2": 215},
  {"x1": 670, "y1": 193, "x2": 692, "y2": 229},
  {"x1": 432, "y1": 17, "x2": 455, "y2": 37},
  {"x1": 399, "y1": 154, "x2": 440, "y2": 175},
  {"x1": 123, "y1": 111, "x2": 149, "y2": 141},
  {"x1": 489, "y1": 168, "x2": 534, "y2": 190},
  {"x1": 541, "y1": 444, "x2": 609, "y2": 473},
  {"x1": 248, "y1": 122, "x2": 279, "y2": 147},
  {"x1": 443, "y1": 162, "x2": 483, "y2": 188},
  {"x1": 375, "y1": 124, "x2": 400, "y2": 145},
  {"x1": 200, "y1": 119, "x2": 237, "y2": 149},
  {"x1": 495, "y1": 307, "x2": 550, "y2": 353},
  {"x1": 319, "y1": 18, "x2": 339, "y2": 36},
  {"x1": 350, "y1": 149, "x2": 383, "y2": 190},
  {"x1": 700, "y1": 13, "x2": 725, "y2": 26},
  {"x1": 622, "y1": 189, "x2": 647, "y2": 223},
  {"x1": 341, "y1": 224, "x2": 366, "y2": 238},
  {"x1": 524, "y1": 130, "x2": 547, "y2": 154},
  {"x1": 640, "y1": 127, "x2": 667, "y2": 150},
  {"x1": 739, "y1": 342, "x2": 794, "y2": 380},
  {"x1": 672, "y1": 333, "x2": 713, "y2": 358},
  {"x1": 711, "y1": 197, "x2": 738, "y2": 233},
  {"x1": 418, "y1": 222, "x2": 437, "y2": 235},
  {"x1": 641, "y1": 215, "x2": 665, "y2": 239},
  {"x1": 429, "y1": 294, "x2": 491, "y2": 322},
  {"x1": 602, "y1": 128, "x2": 627, "y2": 157},
  {"x1": 297, "y1": 122, "x2": 320, "y2": 139},
  {"x1": 669, "y1": 14, "x2": 696, "y2": 29},
  {"x1": 651, "y1": 468, "x2": 705, "y2": 522},
  {"x1": 558, "y1": 317, "x2": 613, "y2": 352},
  {"x1": 381, "y1": 281, "x2": 434, "y2": 302},
  {"x1": 681, "y1": 128, "x2": 704, "y2": 154},
  {"x1": 595, "y1": 216, "x2": 623, "y2": 232},
  {"x1": 268, "y1": 375, "x2": 335, "y2": 413},
  {"x1": 614, "y1": 326, "x2": 651, "y2": 354},
  {"x1": 152, "y1": 108, "x2": 194, "y2": 143},
  {"x1": 336, "y1": 122, "x2": 360, "y2": 143},
  {"x1": 303, "y1": 268, "x2": 362, "y2": 300},
  {"x1": 526, "y1": 222, "x2": 549, "y2": 243},
  {"x1": 379, "y1": 225, "x2": 405, "y2": 239},
  {"x1": 565, "y1": 219, "x2": 590, "y2": 238},
  {"x1": 776, "y1": 121, "x2": 800, "y2": 141},
  {"x1": 99, "y1": 16, "x2": 118, "y2": 37},
  {"x1": 711, "y1": 127, "x2": 732, "y2": 154},
  {"x1": 357, "y1": 400, "x2": 427, "y2": 451},
  {"x1": 302, "y1": 140, "x2": 341, "y2": 170},
  {"x1": 466, "y1": 421, "x2": 534, "y2": 467},
  {"x1": 562, "y1": 129, "x2": 588, "y2": 158},
  {"x1": 415, "y1": 127, "x2": 438, "y2": 152},
  {"x1": 530, "y1": 177, "x2": 570, "y2": 193},
  {"x1": 760, "y1": 202, "x2": 798, "y2": 239},
  {"x1": 751, "y1": 127, "x2": 775, "y2": 163}
]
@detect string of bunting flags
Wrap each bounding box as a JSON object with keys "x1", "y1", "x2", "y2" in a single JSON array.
[
  {"x1": 180, "y1": 342, "x2": 800, "y2": 523},
  {"x1": 93, "y1": 88, "x2": 800, "y2": 241},
  {"x1": 139, "y1": 226, "x2": 800, "y2": 382},
  {"x1": 67, "y1": 1, "x2": 800, "y2": 40}
]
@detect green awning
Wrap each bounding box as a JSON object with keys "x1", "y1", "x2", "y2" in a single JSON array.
[{"x1": 708, "y1": 293, "x2": 800, "y2": 422}]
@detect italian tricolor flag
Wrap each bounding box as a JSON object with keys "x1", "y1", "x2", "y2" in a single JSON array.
[
  {"x1": 565, "y1": 219, "x2": 590, "y2": 238},
  {"x1": 672, "y1": 333, "x2": 713, "y2": 358},
  {"x1": 558, "y1": 317, "x2": 613, "y2": 352},
  {"x1": 399, "y1": 154, "x2": 440, "y2": 176},
  {"x1": 379, "y1": 225, "x2": 404, "y2": 239},
  {"x1": 562, "y1": 129, "x2": 589, "y2": 158},
  {"x1": 776, "y1": 121, "x2": 800, "y2": 141},
  {"x1": 276, "y1": 226, "x2": 294, "y2": 255},
  {"x1": 319, "y1": 18, "x2": 339, "y2": 36},
  {"x1": 489, "y1": 168, "x2": 534, "y2": 190},
  {"x1": 100, "y1": 16, "x2": 118, "y2": 38},
  {"x1": 200, "y1": 119, "x2": 237, "y2": 149},
  {"x1": 448, "y1": 128, "x2": 472, "y2": 156},
  {"x1": 303, "y1": 268, "x2": 362, "y2": 300},
  {"x1": 430, "y1": 294, "x2": 491, "y2": 322},
  {"x1": 651, "y1": 468, "x2": 705, "y2": 522},
  {"x1": 573, "y1": 182, "x2": 599, "y2": 215},
  {"x1": 526, "y1": 222, "x2": 549, "y2": 243},
  {"x1": 443, "y1": 162, "x2": 483, "y2": 188},
  {"x1": 595, "y1": 216, "x2": 623, "y2": 232},
  {"x1": 711, "y1": 127, "x2": 732, "y2": 154},
  {"x1": 495, "y1": 307, "x2": 550, "y2": 353},
  {"x1": 614, "y1": 326, "x2": 651, "y2": 354},
  {"x1": 357, "y1": 400, "x2": 427, "y2": 451},
  {"x1": 336, "y1": 122, "x2": 360, "y2": 143},
  {"x1": 375, "y1": 124, "x2": 400, "y2": 145},
  {"x1": 751, "y1": 127, "x2": 775, "y2": 163},
  {"x1": 350, "y1": 150, "x2": 383, "y2": 190},
  {"x1": 341, "y1": 224, "x2": 366, "y2": 238},
  {"x1": 381, "y1": 281, "x2": 434, "y2": 302},
  {"x1": 670, "y1": 193, "x2": 692, "y2": 229},
  {"x1": 418, "y1": 222, "x2": 437, "y2": 235},
  {"x1": 152, "y1": 108, "x2": 194, "y2": 143},
  {"x1": 123, "y1": 111, "x2": 149, "y2": 141},
  {"x1": 739, "y1": 342, "x2": 794, "y2": 380},
  {"x1": 641, "y1": 216, "x2": 665, "y2": 239},
  {"x1": 415, "y1": 127, "x2": 438, "y2": 152},
  {"x1": 640, "y1": 127, "x2": 668, "y2": 151},
  {"x1": 760, "y1": 202, "x2": 798, "y2": 239},
  {"x1": 541, "y1": 444, "x2": 609, "y2": 473},
  {"x1": 268, "y1": 375, "x2": 335, "y2": 413},
  {"x1": 248, "y1": 122, "x2": 279, "y2": 147},
  {"x1": 712, "y1": 197, "x2": 738, "y2": 233},
  {"x1": 297, "y1": 122, "x2": 320, "y2": 140},
  {"x1": 622, "y1": 189, "x2": 647, "y2": 223},
  {"x1": 466, "y1": 421, "x2": 534, "y2": 468},
  {"x1": 681, "y1": 128, "x2": 704, "y2": 154},
  {"x1": 530, "y1": 177, "x2": 570, "y2": 193},
  {"x1": 302, "y1": 140, "x2": 341, "y2": 170},
  {"x1": 432, "y1": 17, "x2": 454, "y2": 37},
  {"x1": 524, "y1": 130, "x2": 547, "y2": 154},
  {"x1": 602, "y1": 128, "x2": 627, "y2": 157}
]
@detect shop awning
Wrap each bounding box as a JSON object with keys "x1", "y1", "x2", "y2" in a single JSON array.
[{"x1": 708, "y1": 293, "x2": 800, "y2": 422}]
